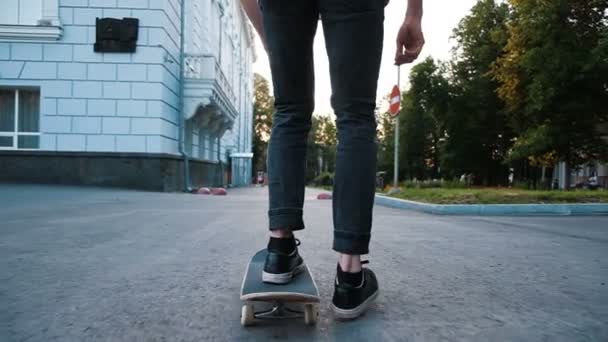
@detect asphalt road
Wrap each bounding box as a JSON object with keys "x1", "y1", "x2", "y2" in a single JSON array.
[{"x1": 1, "y1": 184, "x2": 607, "y2": 341}]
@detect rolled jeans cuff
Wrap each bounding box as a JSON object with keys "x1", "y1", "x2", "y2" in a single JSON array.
[
  {"x1": 333, "y1": 230, "x2": 371, "y2": 255},
  {"x1": 268, "y1": 208, "x2": 305, "y2": 231}
]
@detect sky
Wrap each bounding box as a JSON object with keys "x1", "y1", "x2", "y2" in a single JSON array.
[{"x1": 251, "y1": 0, "x2": 479, "y2": 116}]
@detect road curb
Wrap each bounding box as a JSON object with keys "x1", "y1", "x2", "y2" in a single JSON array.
[{"x1": 375, "y1": 194, "x2": 608, "y2": 216}]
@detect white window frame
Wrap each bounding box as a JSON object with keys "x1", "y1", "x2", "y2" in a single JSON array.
[
  {"x1": 0, "y1": 89, "x2": 41, "y2": 151},
  {"x1": 0, "y1": 0, "x2": 62, "y2": 41}
]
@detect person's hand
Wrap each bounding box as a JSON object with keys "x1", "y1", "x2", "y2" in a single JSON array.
[{"x1": 395, "y1": 15, "x2": 424, "y2": 65}]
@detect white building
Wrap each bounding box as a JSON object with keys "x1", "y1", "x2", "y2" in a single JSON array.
[
  {"x1": 552, "y1": 125, "x2": 608, "y2": 189},
  {"x1": 553, "y1": 161, "x2": 608, "y2": 190},
  {"x1": 0, "y1": 0, "x2": 255, "y2": 191}
]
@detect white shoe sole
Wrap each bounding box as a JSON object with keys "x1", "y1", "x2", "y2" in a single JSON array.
[
  {"x1": 262, "y1": 262, "x2": 306, "y2": 284},
  {"x1": 331, "y1": 289, "x2": 379, "y2": 320}
]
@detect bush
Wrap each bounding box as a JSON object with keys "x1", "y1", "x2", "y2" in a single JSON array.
[
  {"x1": 312, "y1": 172, "x2": 334, "y2": 187},
  {"x1": 401, "y1": 179, "x2": 468, "y2": 189},
  {"x1": 402, "y1": 179, "x2": 442, "y2": 189},
  {"x1": 443, "y1": 179, "x2": 468, "y2": 189}
]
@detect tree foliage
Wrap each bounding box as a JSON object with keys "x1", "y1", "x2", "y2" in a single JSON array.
[
  {"x1": 377, "y1": 0, "x2": 606, "y2": 187},
  {"x1": 315, "y1": 115, "x2": 337, "y2": 174},
  {"x1": 378, "y1": 0, "x2": 512, "y2": 186},
  {"x1": 252, "y1": 73, "x2": 273, "y2": 174},
  {"x1": 444, "y1": 0, "x2": 512, "y2": 185},
  {"x1": 492, "y1": 0, "x2": 608, "y2": 179}
]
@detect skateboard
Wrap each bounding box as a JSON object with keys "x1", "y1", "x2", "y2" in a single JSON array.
[{"x1": 240, "y1": 249, "x2": 320, "y2": 326}]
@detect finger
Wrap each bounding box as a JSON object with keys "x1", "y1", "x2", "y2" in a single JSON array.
[
  {"x1": 395, "y1": 54, "x2": 415, "y2": 65},
  {"x1": 404, "y1": 43, "x2": 423, "y2": 57},
  {"x1": 401, "y1": 50, "x2": 419, "y2": 62},
  {"x1": 402, "y1": 44, "x2": 423, "y2": 61},
  {"x1": 398, "y1": 56, "x2": 415, "y2": 64},
  {"x1": 395, "y1": 48, "x2": 416, "y2": 62}
]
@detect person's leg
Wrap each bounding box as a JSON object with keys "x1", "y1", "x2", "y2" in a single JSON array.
[
  {"x1": 320, "y1": 0, "x2": 385, "y2": 319},
  {"x1": 259, "y1": 0, "x2": 318, "y2": 284},
  {"x1": 321, "y1": 0, "x2": 384, "y2": 263},
  {"x1": 262, "y1": 0, "x2": 318, "y2": 236}
]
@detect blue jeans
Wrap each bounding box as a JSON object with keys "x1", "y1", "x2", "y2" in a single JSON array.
[{"x1": 262, "y1": 0, "x2": 385, "y2": 255}]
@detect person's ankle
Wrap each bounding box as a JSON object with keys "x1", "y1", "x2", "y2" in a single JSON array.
[
  {"x1": 336, "y1": 261, "x2": 363, "y2": 287},
  {"x1": 338, "y1": 254, "x2": 361, "y2": 273},
  {"x1": 268, "y1": 229, "x2": 296, "y2": 254},
  {"x1": 270, "y1": 229, "x2": 293, "y2": 239}
]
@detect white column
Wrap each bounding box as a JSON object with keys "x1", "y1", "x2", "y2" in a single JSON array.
[
  {"x1": 41, "y1": 0, "x2": 61, "y2": 26},
  {"x1": 599, "y1": 162, "x2": 608, "y2": 177},
  {"x1": 559, "y1": 162, "x2": 566, "y2": 189}
]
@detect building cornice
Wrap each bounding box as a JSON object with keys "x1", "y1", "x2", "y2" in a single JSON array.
[{"x1": 0, "y1": 24, "x2": 62, "y2": 42}]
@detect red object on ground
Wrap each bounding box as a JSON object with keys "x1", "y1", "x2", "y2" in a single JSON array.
[
  {"x1": 211, "y1": 188, "x2": 227, "y2": 196},
  {"x1": 317, "y1": 193, "x2": 332, "y2": 200},
  {"x1": 196, "y1": 187, "x2": 211, "y2": 195}
]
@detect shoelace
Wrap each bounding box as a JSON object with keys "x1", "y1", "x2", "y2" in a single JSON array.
[{"x1": 294, "y1": 238, "x2": 301, "y2": 247}]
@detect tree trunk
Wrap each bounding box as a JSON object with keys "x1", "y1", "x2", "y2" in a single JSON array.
[
  {"x1": 541, "y1": 165, "x2": 546, "y2": 189},
  {"x1": 564, "y1": 161, "x2": 571, "y2": 191},
  {"x1": 432, "y1": 134, "x2": 440, "y2": 179}
]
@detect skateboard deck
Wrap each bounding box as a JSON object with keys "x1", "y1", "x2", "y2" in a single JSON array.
[{"x1": 240, "y1": 249, "x2": 320, "y2": 326}]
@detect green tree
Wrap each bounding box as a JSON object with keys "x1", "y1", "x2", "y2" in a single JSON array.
[
  {"x1": 399, "y1": 89, "x2": 432, "y2": 180},
  {"x1": 444, "y1": 0, "x2": 512, "y2": 185},
  {"x1": 492, "y1": 0, "x2": 608, "y2": 188},
  {"x1": 402, "y1": 58, "x2": 450, "y2": 180},
  {"x1": 252, "y1": 73, "x2": 274, "y2": 176},
  {"x1": 315, "y1": 115, "x2": 337, "y2": 173},
  {"x1": 377, "y1": 59, "x2": 448, "y2": 183},
  {"x1": 305, "y1": 115, "x2": 321, "y2": 182}
]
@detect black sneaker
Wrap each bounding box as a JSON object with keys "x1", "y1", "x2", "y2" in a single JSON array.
[
  {"x1": 262, "y1": 238, "x2": 305, "y2": 284},
  {"x1": 331, "y1": 261, "x2": 379, "y2": 320}
]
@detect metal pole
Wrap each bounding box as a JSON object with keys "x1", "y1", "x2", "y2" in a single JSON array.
[
  {"x1": 393, "y1": 65, "x2": 401, "y2": 188},
  {"x1": 178, "y1": 0, "x2": 191, "y2": 192}
]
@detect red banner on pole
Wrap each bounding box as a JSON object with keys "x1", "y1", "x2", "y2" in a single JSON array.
[{"x1": 389, "y1": 85, "x2": 400, "y2": 117}]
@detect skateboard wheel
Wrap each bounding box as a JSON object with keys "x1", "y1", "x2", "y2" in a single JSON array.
[
  {"x1": 241, "y1": 304, "x2": 254, "y2": 326},
  {"x1": 304, "y1": 304, "x2": 318, "y2": 325}
]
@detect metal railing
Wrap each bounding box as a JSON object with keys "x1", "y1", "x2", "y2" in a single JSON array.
[{"x1": 184, "y1": 54, "x2": 236, "y2": 105}]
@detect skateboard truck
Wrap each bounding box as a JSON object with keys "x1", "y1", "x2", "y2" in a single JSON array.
[
  {"x1": 254, "y1": 301, "x2": 303, "y2": 320},
  {"x1": 241, "y1": 301, "x2": 318, "y2": 326}
]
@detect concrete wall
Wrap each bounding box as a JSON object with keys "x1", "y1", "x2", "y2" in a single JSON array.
[
  {"x1": 0, "y1": 0, "x2": 183, "y2": 154},
  {"x1": 0, "y1": 150, "x2": 222, "y2": 192}
]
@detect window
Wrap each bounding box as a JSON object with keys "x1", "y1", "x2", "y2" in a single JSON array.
[
  {"x1": 0, "y1": 89, "x2": 40, "y2": 150},
  {"x1": 1, "y1": 0, "x2": 42, "y2": 26},
  {"x1": 208, "y1": 134, "x2": 215, "y2": 160},
  {"x1": 198, "y1": 128, "x2": 206, "y2": 159},
  {"x1": 0, "y1": 0, "x2": 62, "y2": 41}
]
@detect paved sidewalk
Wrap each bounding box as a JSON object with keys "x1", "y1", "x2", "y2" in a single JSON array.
[
  {"x1": 375, "y1": 194, "x2": 608, "y2": 216},
  {"x1": 1, "y1": 184, "x2": 607, "y2": 341}
]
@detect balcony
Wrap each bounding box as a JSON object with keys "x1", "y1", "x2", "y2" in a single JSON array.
[{"x1": 183, "y1": 54, "x2": 238, "y2": 136}]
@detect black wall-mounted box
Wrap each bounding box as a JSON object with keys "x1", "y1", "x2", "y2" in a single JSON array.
[{"x1": 94, "y1": 17, "x2": 139, "y2": 53}]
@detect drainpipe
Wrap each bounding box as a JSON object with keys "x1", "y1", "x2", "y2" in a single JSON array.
[
  {"x1": 216, "y1": 2, "x2": 225, "y2": 187},
  {"x1": 178, "y1": 0, "x2": 192, "y2": 192},
  {"x1": 218, "y1": 2, "x2": 224, "y2": 65},
  {"x1": 217, "y1": 135, "x2": 222, "y2": 186}
]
